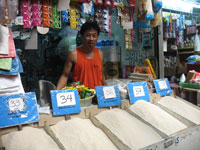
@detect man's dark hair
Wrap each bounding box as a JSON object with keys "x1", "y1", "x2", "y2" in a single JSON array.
[{"x1": 80, "y1": 21, "x2": 100, "y2": 36}]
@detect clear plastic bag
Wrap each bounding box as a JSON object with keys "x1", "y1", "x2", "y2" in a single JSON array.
[
  {"x1": 7, "y1": 0, "x2": 18, "y2": 20},
  {"x1": 135, "y1": 0, "x2": 154, "y2": 23},
  {"x1": 0, "y1": 0, "x2": 6, "y2": 23},
  {"x1": 194, "y1": 31, "x2": 200, "y2": 52},
  {"x1": 153, "y1": 0, "x2": 162, "y2": 14}
]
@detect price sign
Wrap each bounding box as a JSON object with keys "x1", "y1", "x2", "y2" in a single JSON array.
[
  {"x1": 153, "y1": 78, "x2": 172, "y2": 96},
  {"x1": 8, "y1": 98, "x2": 25, "y2": 112},
  {"x1": 128, "y1": 81, "x2": 150, "y2": 104},
  {"x1": 0, "y1": 92, "x2": 39, "y2": 128},
  {"x1": 103, "y1": 86, "x2": 116, "y2": 99},
  {"x1": 57, "y1": 92, "x2": 76, "y2": 107},
  {"x1": 158, "y1": 80, "x2": 168, "y2": 90},
  {"x1": 96, "y1": 85, "x2": 121, "y2": 108},
  {"x1": 50, "y1": 89, "x2": 81, "y2": 116},
  {"x1": 133, "y1": 86, "x2": 145, "y2": 97}
]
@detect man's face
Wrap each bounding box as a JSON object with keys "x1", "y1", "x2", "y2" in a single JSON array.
[{"x1": 82, "y1": 29, "x2": 98, "y2": 48}]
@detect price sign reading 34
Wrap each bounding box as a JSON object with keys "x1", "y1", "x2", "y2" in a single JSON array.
[
  {"x1": 133, "y1": 86, "x2": 145, "y2": 97},
  {"x1": 103, "y1": 86, "x2": 116, "y2": 99},
  {"x1": 56, "y1": 92, "x2": 76, "y2": 107},
  {"x1": 158, "y1": 80, "x2": 168, "y2": 90}
]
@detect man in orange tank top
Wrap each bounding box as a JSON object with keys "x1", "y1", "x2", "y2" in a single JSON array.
[{"x1": 56, "y1": 21, "x2": 107, "y2": 90}]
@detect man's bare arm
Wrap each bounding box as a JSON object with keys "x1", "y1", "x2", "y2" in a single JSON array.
[
  {"x1": 56, "y1": 51, "x2": 76, "y2": 90},
  {"x1": 99, "y1": 50, "x2": 107, "y2": 86}
]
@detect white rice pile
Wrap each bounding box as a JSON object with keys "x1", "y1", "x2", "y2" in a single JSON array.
[
  {"x1": 96, "y1": 108, "x2": 163, "y2": 150},
  {"x1": 158, "y1": 96, "x2": 200, "y2": 124},
  {"x1": 50, "y1": 118, "x2": 118, "y2": 150},
  {"x1": 2, "y1": 127, "x2": 60, "y2": 150},
  {"x1": 129, "y1": 100, "x2": 187, "y2": 135}
]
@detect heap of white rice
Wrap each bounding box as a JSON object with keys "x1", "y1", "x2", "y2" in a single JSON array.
[
  {"x1": 50, "y1": 118, "x2": 117, "y2": 150},
  {"x1": 2, "y1": 127, "x2": 60, "y2": 150},
  {"x1": 96, "y1": 108, "x2": 163, "y2": 150},
  {"x1": 158, "y1": 96, "x2": 200, "y2": 124},
  {"x1": 129, "y1": 100, "x2": 187, "y2": 135}
]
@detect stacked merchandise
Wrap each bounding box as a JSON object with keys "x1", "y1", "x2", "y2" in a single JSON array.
[
  {"x1": 1, "y1": 0, "x2": 163, "y2": 53},
  {"x1": 21, "y1": 0, "x2": 61, "y2": 29},
  {"x1": 0, "y1": 25, "x2": 24, "y2": 96},
  {"x1": 179, "y1": 70, "x2": 200, "y2": 89}
]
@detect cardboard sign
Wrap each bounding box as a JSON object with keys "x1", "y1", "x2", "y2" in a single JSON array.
[
  {"x1": 50, "y1": 89, "x2": 81, "y2": 116},
  {"x1": 96, "y1": 85, "x2": 122, "y2": 108},
  {"x1": 153, "y1": 78, "x2": 172, "y2": 96},
  {"x1": 128, "y1": 81, "x2": 150, "y2": 104},
  {"x1": 0, "y1": 92, "x2": 39, "y2": 128}
]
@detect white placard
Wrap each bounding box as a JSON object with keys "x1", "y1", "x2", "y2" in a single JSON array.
[
  {"x1": 158, "y1": 80, "x2": 168, "y2": 90},
  {"x1": 8, "y1": 98, "x2": 25, "y2": 112},
  {"x1": 103, "y1": 86, "x2": 116, "y2": 99},
  {"x1": 56, "y1": 92, "x2": 76, "y2": 107},
  {"x1": 133, "y1": 86, "x2": 145, "y2": 97}
]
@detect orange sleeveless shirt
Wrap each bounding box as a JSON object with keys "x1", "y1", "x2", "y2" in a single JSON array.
[{"x1": 72, "y1": 47, "x2": 103, "y2": 89}]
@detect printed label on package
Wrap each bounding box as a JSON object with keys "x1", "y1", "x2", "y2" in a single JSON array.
[
  {"x1": 128, "y1": 81, "x2": 150, "y2": 104},
  {"x1": 50, "y1": 89, "x2": 81, "y2": 116},
  {"x1": 0, "y1": 92, "x2": 39, "y2": 128},
  {"x1": 153, "y1": 78, "x2": 172, "y2": 96},
  {"x1": 96, "y1": 85, "x2": 122, "y2": 108}
]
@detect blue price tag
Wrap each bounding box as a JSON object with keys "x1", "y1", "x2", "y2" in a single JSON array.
[
  {"x1": 153, "y1": 78, "x2": 172, "y2": 96},
  {"x1": 0, "y1": 92, "x2": 39, "y2": 128},
  {"x1": 96, "y1": 85, "x2": 122, "y2": 108},
  {"x1": 50, "y1": 89, "x2": 81, "y2": 116},
  {"x1": 127, "y1": 81, "x2": 150, "y2": 104}
]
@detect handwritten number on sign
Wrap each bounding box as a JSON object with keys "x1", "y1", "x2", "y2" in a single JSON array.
[
  {"x1": 103, "y1": 86, "x2": 116, "y2": 99},
  {"x1": 158, "y1": 80, "x2": 168, "y2": 90},
  {"x1": 57, "y1": 92, "x2": 76, "y2": 107},
  {"x1": 133, "y1": 86, "x2": 145, "y2": 97},
  {"x1": 60, "y1": 94, "x2": 73, "y2": 104},
  {"x1": 8, "y1": 98, "x2": 25, "y2": 112}
]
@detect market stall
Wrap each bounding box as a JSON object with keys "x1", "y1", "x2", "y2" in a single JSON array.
[{"x1": 0, "y1": 0, "x2": 200, "y2": 149}]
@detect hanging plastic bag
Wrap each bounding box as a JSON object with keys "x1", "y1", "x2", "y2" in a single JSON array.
[
  {"x1": 0, "y1": 56, "x2": 23, "y2": 76},
  {"x1": 0, "y1": 0, "x2": 6, "y2": 23},
  {"x1": 151, "y1": 9, "x2": 162, "y2": 27},
  {"x1": 135, "y1": 20, "x2": 151, "y2": 28},
  {"x1": 135, "y1": 0, "x2": 154, "y2": 23},
  {"x1": 153, "y1": 0, "x2": 162, "y2": 14},
  {"x1": 7, "y1": 0, "x2": 19, "y2": 20},
  {"x1": 194, "y1": 30, "x2": 200, "y2": 52}
]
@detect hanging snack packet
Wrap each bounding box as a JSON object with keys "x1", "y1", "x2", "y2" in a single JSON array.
[
  {"x1": 21, "y1": 0, "x2": 32, "y2": 28},
  {"x1": 32, "y1": 0, "x2": 42, "y2": 27},
  {"x1": 70, "y1": 3, "x2": 81, "y2": 30},
  {"x1": 52, "y1": 0, "x2": 61, "y2": 28},
  {"x1": 43, "y1": 0, "x2": 53, "y2": 27},
  {"x1": 82, "y1": 1, "x2": 94, "y2": 15},
  {"x1": 61, "y1": 10, "x2": 70, "y2": 23}
]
